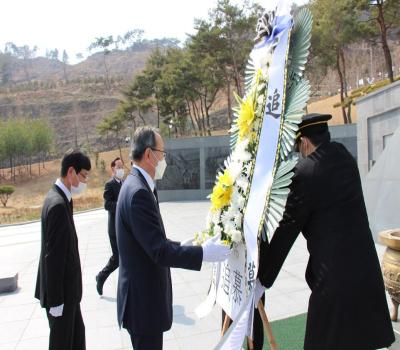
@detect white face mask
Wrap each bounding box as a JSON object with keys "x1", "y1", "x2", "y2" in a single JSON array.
[
  {"x1": 151, "y1": 150, "x2": 167, "y2": 180},
  {"x1": 115, "y1": 168, "x2": 125, "y2": 179},
  {"x1": 71, "y1": 170, "x2": 87, "y2": 195},
  {"x1": 71, "y1": 181, "x2": 87, "y2": 195},
  {"x1": 155, "y1": 158, "x2": 167, "y2": 180}
]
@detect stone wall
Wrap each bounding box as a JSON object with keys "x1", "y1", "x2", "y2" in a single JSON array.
[
  {"x1": 158, "y1": 124, "x2": 357, "y2": 202},
  {"x1": 355, "y1": 80, "x2": 400, "y2": 178},
  {"x1": 330, "y1": 124, "x2": 357, "y2": 159}
]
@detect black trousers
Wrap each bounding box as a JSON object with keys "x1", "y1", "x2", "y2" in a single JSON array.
[
  {"x1": 99, "y1": 230, "x2": 119, "y2": 278},
  {"x1": 127, "y1": 330, "x2": 163, "y2": 350},
  {"x1": 221, "y1": 294, "x2": 265, "y2": 350},
  {"x1": 46, "y1": 303, "x2": 85, "y2": 350}
]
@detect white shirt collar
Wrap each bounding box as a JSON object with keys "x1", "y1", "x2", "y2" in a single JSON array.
[
  {"x1": 133, "y1": 165, "x2": 154, "y2": 192},
  {"x1": 55, "y1": 178, "x2": 72, "y2": 202}
]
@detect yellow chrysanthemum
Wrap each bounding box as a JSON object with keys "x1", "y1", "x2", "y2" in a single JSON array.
[
  {"x1": 255, "y1": 68, "x2": 263, "y2": 85},
  {"x1": 218, "y1": 170, "x2": 233, "y2": 187},
  {"x1": 249, "y1": 131, "x2": 258, "y2": 142},
  {"x1": 237, "y1": 97, "x2": 255, "y2": 140},
  {"x1": 210, "y1": 183, "x2": 233, "y2": 211}
]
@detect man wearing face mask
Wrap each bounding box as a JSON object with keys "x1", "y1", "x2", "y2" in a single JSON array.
[
  {"x1": 96, "y1": 157, "x2": 125, "y2": 295},
  {"x1": 257, "y1": 113, "x2": 394, "y2": 349},
  {"x1": 35, "y1": 149, "x2": 91, "y2": 350},
  {"x1": 116, "y1": 126, "x2": 231, "y2": 350}
]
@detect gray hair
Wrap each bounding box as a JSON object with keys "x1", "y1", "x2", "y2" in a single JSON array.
[{"x1": 131, "y1": 126, "x2": 159, "y2": 161}]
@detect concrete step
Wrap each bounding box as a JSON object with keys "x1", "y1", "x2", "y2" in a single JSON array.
[{"x1": 0, "y1": 272, "x2": 18, "y2": 293}]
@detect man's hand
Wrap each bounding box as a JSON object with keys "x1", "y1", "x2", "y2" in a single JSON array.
[
  {"x1": 201, "y1": 235, "x2": 231, "y2": 262},
  {"x1": 49, "y1": 304, "x2": 64, "y2": 317}
]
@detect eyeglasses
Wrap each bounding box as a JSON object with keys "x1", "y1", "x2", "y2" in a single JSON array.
[
  {"x1": 79, "y1": 172, "x2": 89, "y2": 182},
  {"x1": 151, "y1": 148, "x2": 167, "y2": 157}
]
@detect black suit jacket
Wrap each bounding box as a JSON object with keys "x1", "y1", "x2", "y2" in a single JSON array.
[
  {"x1": 116, "y1": 167, "x2": 203, "y2": 335},
  {"x1": 35, "y1": 185, "x2": 82, "y2": 308},
  {"x1": 104, "y1": 177, "x2": 122, "y2": 236},
  {"x1": 258, "y1": 141, "x2": 394, "y2": 349}
]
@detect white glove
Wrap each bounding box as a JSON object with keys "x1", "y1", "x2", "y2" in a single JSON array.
[
  {"x1": 181, "y1": 237, "x2": 194, "y2": 246},
  {"x1": 201, "y1": 235, "x2": 231, "y2": 262},
  {"x1": 49, "y1": 304, "x2": 64, "y2": 317}
]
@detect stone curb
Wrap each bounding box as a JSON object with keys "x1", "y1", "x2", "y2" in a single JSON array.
[
  {"x1": 0, "y1": 273, "x2": 18, "y2": 293},
  {"x1": 0, "y1": 207, "x2": 103, "y2": 228}
]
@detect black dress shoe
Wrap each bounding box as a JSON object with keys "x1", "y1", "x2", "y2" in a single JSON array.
[{"x1": 96, "y1": 274, "x2": 105, "y2": 296}]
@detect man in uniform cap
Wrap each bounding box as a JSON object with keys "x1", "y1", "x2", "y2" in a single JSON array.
[{"x1": 258, "y1": 113, "x2": 394, "y2": 349}]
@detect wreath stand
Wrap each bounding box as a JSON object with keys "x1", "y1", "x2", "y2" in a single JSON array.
[{"x1": 221, "y1": 300, "x2": 278, "y2": 350}]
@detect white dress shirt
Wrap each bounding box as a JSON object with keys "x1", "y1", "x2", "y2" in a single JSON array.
[
  {"x1": 114, "y1": 177, "x2": 122, "y2": 184},
  {"x1": 133, "y1": 165, "x2": 155, "y2": 192},
  {"x1": 55, "y1": 178, "x2": 72, "y2": 202}
]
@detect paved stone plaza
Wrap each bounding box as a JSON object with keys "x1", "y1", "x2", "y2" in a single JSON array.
[{"x1": 0, "y1": 201, "x2": 397, "y2": 349}]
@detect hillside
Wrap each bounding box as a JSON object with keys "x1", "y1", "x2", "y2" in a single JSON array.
[
  {"x1": 0, "y1": 37, "x2": 399, "y2": 156},
  {"x1": 0, "y1": 148, "x2": 131, "y2": 224},
  {"x1": 0, "y1": 47, "x2": 152, "y2": 84},
  {"x1": 0, "y1": 46, "x2": 158, "y2": 153},
  {"x1": 0, "y1": 87, "x2": 120, "y2": 152},
  {"x1": 308, "y1": 95, "x2": 358, "y2": 125}
]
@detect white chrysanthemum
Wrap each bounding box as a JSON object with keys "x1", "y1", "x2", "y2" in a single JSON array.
[
  {"x1": 233, "y1": 212, "x2": 243, "y2": 228},
  {"x1": 231, "y1": 230, "x2": 243, "y2": 243},
  {"x1": 224, "y1": 220, "x2": 236, "y2": 236},
  {"x1": 223, "y1": 157, "x2": 231, "y2": 171},
  {"x1": 251, "y1": 44, "x2": 273, "y2": 72},
  {"x1": 253, "y1": 119, "x2": 261, "y2": 131},
  {"x1": 220, "y1": 210, "x2": 233, "y2": 226},
  {"x1": 236, "y1": 176, "x2": 249, "y2": 193},
  {"x1": 237, "y1": 198, "x2": 245, "y2": 211},
  {"x1": 241, "y1": 150, "x2": 252, "y2": 163},
  {"x1": 206, "y1": 210, "x2": 213, "y2": 229},
  {"x1": 235, "y1": 138, "x2": 250, "y2": 154},
  {"x1": 212, "y1": 209, "x2": 221, "y2": 226},
  {"x1": 214, "y1": 224, "x2": 222, "y2": 236},
  {"x1": 230, "y1": 150, "x2": 239, "y2": 164},
  {"x1": 226, "y1": 207, "x2": 239, "y2": 228},
  {"x1": 236, "y1": 193, "x2": 246, "y2": 210},
  {"x1": 242, "y1": 162, "x2": 253, "y2": 177},
  {"x1": 228, "y1": 160, "x2": 243, "y2": 181},
  {"x1": 231, "y1": 149, "x2": 239, "y2": 161},
  {"x1": 229, "y1": 203, "x2": 240, "y2": 217},
  {"x1": 230, "y1": 189, "x2": 241, "y2": 209},
  {"x1": 234, "y1": 142, "x2": 252, "y2": 165}
]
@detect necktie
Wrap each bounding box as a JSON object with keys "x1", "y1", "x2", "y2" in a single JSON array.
[
  {"x1": 153, "y1": 187, "x2": 165, "y2": 233},
  {"x1": 153, "y1": 188, "x2": 159, "y2": 205}
]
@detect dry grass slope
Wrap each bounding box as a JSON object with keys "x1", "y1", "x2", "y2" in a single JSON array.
[{"x1": 0, "y1": 148, "x2": 132, "y2": 224}]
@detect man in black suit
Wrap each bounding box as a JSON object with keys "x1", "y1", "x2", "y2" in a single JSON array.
[
  {"x1": 35, "y1": 150, "x2": 91, "y2": 350},
  {"x1": 258, "y1": 113, "x2": 394, "y2": 350},
  {"x1": 96, "y1": 157, "x2": 124, "y2": 295},
  {"x1": 116, "y1": 126, "x2": 231, "y2": 350}
]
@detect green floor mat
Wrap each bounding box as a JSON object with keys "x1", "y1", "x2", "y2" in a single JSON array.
[
  {"x1": 263, "y1": 313, "x2": 307, "y2": 350},
  {"x1": 243, "y1": 313, "x2": 307, "y2": 350}
]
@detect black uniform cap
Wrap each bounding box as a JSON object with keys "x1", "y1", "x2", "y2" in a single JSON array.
[{"x1": 296, "y1": 113, "x2": 332, "y2": 139}]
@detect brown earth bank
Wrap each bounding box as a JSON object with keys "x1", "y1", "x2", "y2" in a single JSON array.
[
  {"x1": 0, "y1": 148, "x2": 132, "y2": 224},
  {"x1": 0, "y1": 87, "x2": 371, "y2": 225},
  {"x1": 1, "y1": 38, "x2": 399, "y2": 155}
]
